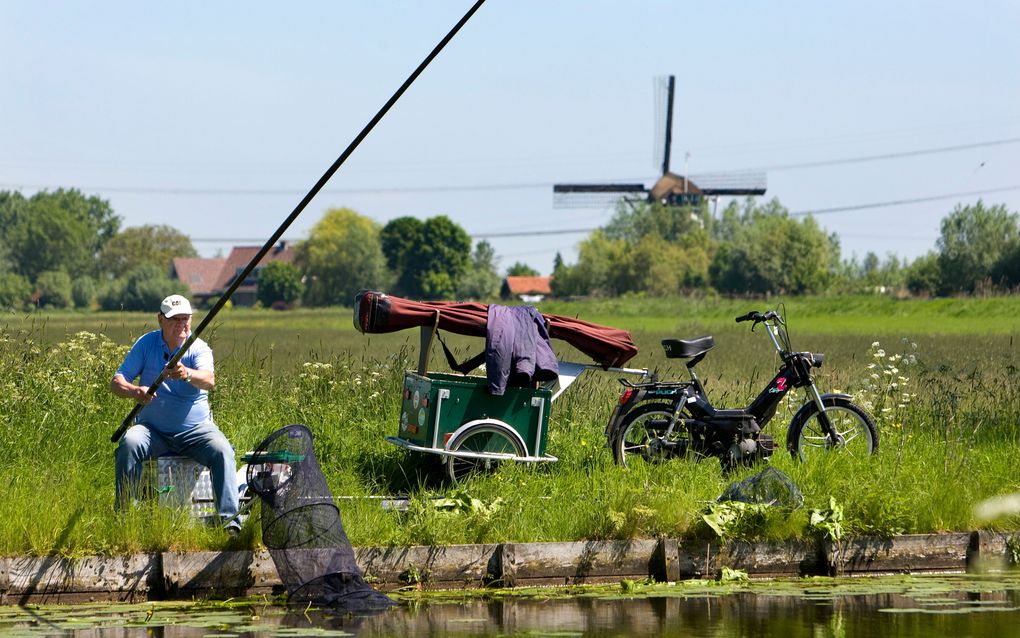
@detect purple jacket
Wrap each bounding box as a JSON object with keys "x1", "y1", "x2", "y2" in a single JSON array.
[{"x1": 485, "y1": 305, "x2": 559, "y2": 395}]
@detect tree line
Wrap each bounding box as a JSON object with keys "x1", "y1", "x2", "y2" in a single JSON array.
[
  {"x1": 1, "y1": 188, "x2": 1017, "y2": 312},
  {"x1": 0, "y1": 190, "x2": 528, "y2": 311},
  {"x1": 552, "y1": 197, "x2": 1020, "y2": 298}
]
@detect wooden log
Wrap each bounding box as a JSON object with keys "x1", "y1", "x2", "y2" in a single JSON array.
[
  {"x1": 2, "y1": 554, "x2": 159, "y2": 604},
  {"x1": 355, "y1": 543, "x2": 501, "y2": 589},
  {"x1": 833, "y1": 533, "x2": 971, "y2": 574},
  {"x1": 967, "y1": 530, "x2": 1020, "y2": 573},
  {"x1": 162, "y1": 550, "x2": 279, "y2": 596},
  {"x1": 674, "y1": 539, "x2": 824, "y2": 579},
  {"x1": 501, "y1": 539, "x2": 662, "y2": 586}
]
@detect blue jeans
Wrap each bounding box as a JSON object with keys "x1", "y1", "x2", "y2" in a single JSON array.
[{"x1": 115, "y1": 421, "x2": 239, "y2": 523}]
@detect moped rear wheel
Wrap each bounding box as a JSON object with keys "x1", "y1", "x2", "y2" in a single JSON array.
[
  {"x1": 612, "y1": 403, "x2": 690, "y2": 468},
  {"x1": 787, "y1": 397, "x2": 878, "y2": 462}
]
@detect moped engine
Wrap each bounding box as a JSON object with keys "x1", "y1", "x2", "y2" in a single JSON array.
[{"x1": 728, "y1": 434, "x2": 775, "y2": 464}]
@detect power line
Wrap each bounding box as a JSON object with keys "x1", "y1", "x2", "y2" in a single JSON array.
[
  {"x1": 4, "y1": 137, "x2": 1018, "y2": 197},
  {"x1": 747, "y1": 138, "x2": 1020, "y2": 173},
  {"x1": 189, "y1": 227, "x2": 595, "y2": 243},
  {"x1": 187, "y1": 182, "x2": 1020, "y2": 244},
  {"x1": 788, "y1": 184, "x2": 1020, "y2": 216},
  {"x1": 0, "y1": 181, "x2": 569, "y2": 196}
]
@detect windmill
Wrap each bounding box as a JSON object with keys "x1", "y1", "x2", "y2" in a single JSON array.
[{"x1": 553, "y1": 75, "x2": 766, "y2": 210}]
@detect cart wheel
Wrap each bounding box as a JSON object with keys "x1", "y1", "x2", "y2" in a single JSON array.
[{"x1": 446, "y1": 422, "x2": 525, "y2": 484}]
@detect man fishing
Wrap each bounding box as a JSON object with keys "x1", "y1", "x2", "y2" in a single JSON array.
[{"x1": 109, "y1": 294, "x2": 240, "y2": 535}]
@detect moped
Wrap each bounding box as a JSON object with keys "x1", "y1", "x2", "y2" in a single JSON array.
[{"x1": 605, "y1": 309, "x2": 878, "y2": 469}]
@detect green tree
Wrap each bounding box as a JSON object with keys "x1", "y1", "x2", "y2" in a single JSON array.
[
  {"x1": 457, "y1": 240, "x2": 501, "y2": 299},
  {"x1": 415, "y1": 215, "x2": 471, "y2": 299},
  {"x1": 550, "y1": 252, "x2": 579, "y2": 298},
  {"x1": 628, "y1": 233, "x2": 711, "y2": 295},
  {"x1": 35, "y1": 270, "x2": 74, "y2": 309},
  {"x1": 506, "y1": 262, "x2": 539, "y2": 277},
  {"x1": 0, "y1": 189, "x2": 121, "y2": 281},
  {"x1": 936, "y1": 201, "x2": 1018, "y2": 294},
  {"x1": 71, "y1": 277, "x2": 97, "y2": 309},
  {"x1": 710, "y1": 200, "x2": 838, "y2": 295},
  {"x1": 556, "y1": 231, "x2": 630, "y2": 296},
  {"x1": 380, "y1": 216, "x2": 424, "y2": 296},
  {"x1": 256, "y1": 261, "x2": 304, "y2": 307},
  {"x1": 298, "y1": 207, "x2": 390, "y2": 307},
  {"x1": 0, "y1": 272, "x2": 31, "y2": 310},
  {"x1": 98, "y1": 264, "x2": 189, "y2": 311},
  {"x1": 4, "y1": 199, "x2": 93, "y2": 282},
  {"x1": 379, "y1": 215, "x2": 471, "y2": 299},
  {"x1": 37, "y1": 188, "x2": 120, "y2": 256},
  {"x1": 991, "y1": 241, "x2": 1020, "y2": 289},
  {"x1": 605, "y1": 199, "x2": 711, "y2": 244},
  {"x1": 98, "y1": 224, "x2": 197, "y2": 279},
  {"x1": 904, "y1": 252, "x2": 941, "y2": 297},
  {"x1": 552, "y1": 198, "x2": 718, "y2": 297}
]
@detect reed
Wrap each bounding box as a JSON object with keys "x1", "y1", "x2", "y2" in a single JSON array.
[{"x1": 1, "y1": 295, "x2": 1018, "y2": 556}]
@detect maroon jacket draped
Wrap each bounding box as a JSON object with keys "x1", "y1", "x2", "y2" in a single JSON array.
[{"x1": 353, "y1": 290, "x2": 638, "y2": 369}]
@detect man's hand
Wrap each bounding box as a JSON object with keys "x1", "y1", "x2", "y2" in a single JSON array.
[
  {"x1": 134, "y1": 385, "x2": 155, "y2": 405},
  {"x1": 111, "y1": 373, "x2": 155, "y2": 404},
  {"x1": 166, "y1": 361, "x2": 189, "y2": 380}
]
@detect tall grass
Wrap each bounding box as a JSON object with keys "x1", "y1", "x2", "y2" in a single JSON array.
[{"x1": 2, "y1": 295, "x2": 1019, "y2": 557}]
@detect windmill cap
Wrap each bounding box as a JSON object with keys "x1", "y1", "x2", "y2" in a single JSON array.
[{"x1": 160, "y1": 294, "x2": 193, "y2": 318}]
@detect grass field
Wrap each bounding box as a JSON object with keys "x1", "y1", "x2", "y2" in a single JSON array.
[{"x1": 2, "y1": 294, "x2": 1019, "y2": 557}]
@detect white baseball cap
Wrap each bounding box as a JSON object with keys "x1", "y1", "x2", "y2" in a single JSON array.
[{"x1": 160, "y1": 294, "x2": 193, "y2": 318}]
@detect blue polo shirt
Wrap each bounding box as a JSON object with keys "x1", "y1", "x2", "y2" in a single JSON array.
[{"x1": 115, "y1": 330, "x2": 214, "y2": 434}]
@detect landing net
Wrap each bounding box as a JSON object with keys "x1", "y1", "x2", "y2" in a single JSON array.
[{"x1": 247, "y1": 424, "x2": 395, "y2": 611}]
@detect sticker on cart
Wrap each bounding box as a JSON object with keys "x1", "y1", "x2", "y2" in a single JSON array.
[
  {"x1": 400, "y1": 411, "x2": 408, "y2": 432},
  {"x1": 418, "y1": 408, "x2": 426, "y2": 427},
  {"x1": 413, "y1": 390, "x2": 420, "y2": 408}
]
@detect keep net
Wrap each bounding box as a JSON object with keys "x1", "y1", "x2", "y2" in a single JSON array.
[
  {"x1": 717, "y1": 466, "x2": 804, "y2": 509},
  {"x1": 247, "y1": 424, "x2": 394, "y2": 611}
]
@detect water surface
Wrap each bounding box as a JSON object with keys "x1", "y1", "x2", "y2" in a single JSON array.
[{"x1": 4, "y1": 574, "x2": 1020, "y2": 637}]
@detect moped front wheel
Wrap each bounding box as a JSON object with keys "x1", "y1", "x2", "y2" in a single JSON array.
[
  {"x1": 787, "y1": 396, "x2": 878, "y2": 462},
  {"x1": 611, "y1": 403, "x2": 690, "y2": 468}
]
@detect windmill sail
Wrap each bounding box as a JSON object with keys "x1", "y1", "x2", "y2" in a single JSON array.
[
  {"x1": 655, "y1": 75, "x2": 675, "y2": 176},
  {"x1": 553, "y1": 75, "x2": 767, "y2": 209},
  {"x1": 552, "y1": 183, "x2": 646, "y2": 209}
]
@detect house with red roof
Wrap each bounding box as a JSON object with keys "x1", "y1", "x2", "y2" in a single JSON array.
[
  {"x1": 169, "y1": 241, "x2": 296, "y2": 307},
  {"x1": 501, "y1": 275, "x2": 553, "y2": 302}
]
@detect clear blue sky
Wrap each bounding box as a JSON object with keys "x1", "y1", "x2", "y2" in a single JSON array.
[{"x1": 2, "y1": 1, "x2": 1018, "y2": 275}]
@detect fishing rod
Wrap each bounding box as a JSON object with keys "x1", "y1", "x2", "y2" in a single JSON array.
[{"x1": 111, "y1": 0, "x2": 487, "y2": 443}]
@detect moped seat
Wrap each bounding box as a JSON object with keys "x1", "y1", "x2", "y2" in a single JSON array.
[{"x1": 661, "y1": 336, "x2": 715, "y2": 359}]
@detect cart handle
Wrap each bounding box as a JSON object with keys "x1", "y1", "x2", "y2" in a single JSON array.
[{"x1": 549, "y1": 361, "x2": 649, "y2": 402}]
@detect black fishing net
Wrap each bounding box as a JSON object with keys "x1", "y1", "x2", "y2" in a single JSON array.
[
  {"x1": 717, "y1": 466, "x2": 804, "y2": 509},
  {"x1": 246, "y1": 424, "x2": 395, "y2": 611}
]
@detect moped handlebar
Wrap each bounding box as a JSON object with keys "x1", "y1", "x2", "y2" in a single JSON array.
[{"x1": 736, "y1": 310, "x2": 783, "y2": 323}]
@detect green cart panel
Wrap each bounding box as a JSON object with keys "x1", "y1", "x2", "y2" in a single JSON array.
[{"x1": 397, "y1": 371, "x2": 552, "y2": 457}]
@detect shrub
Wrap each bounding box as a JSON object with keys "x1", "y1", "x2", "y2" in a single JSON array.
[
  {"x1": 71, "y1": 277, "x2": 97, "y2": 309},
  {"x1": 0, "y1": 272, "x2": 31, "y2": 310},
  {"x1": 98, "y1": 264, "x2": 190, "y2": 311},
  {"x1": 256, "y1": 261, "x2": 303, "y2": 307},
  {"x1": 35, "y1": 270, "x2": 74, "y2": 309}
]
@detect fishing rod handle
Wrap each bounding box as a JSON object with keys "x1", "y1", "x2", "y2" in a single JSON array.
[
  {"x1": 110, "y1": 362, "x2": 176, "y2": 442},
  {"x1": 111, "y1": 403, "x2": 142, "y2": 442}
]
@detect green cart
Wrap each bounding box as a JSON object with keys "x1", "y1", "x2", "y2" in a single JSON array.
[{"x1": 354, "y1": 290, "x2": 646, "y2": 482}]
